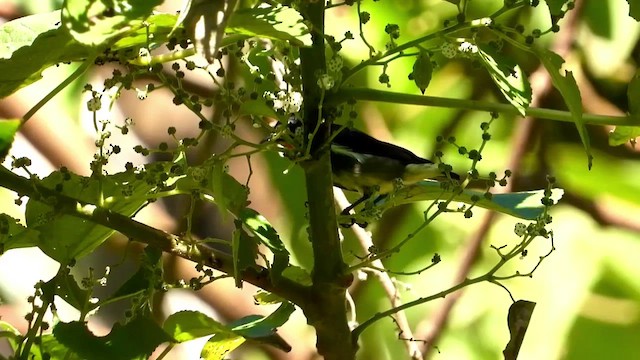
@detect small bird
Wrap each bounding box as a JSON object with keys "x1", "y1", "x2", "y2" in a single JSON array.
[{"x1": 280, "y1": 119, "x2": 460, "y2": 216}]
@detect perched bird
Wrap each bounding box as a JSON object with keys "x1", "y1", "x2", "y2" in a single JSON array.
[{"x1": 280, "y1": 119, "x2": 460, "y2": 215}]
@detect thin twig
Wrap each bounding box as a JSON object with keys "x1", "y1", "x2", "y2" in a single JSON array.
[{"x1": 335, "y1": 189, "x2": 423, "y2": 360}]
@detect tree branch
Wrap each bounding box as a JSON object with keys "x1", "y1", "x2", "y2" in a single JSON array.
[
  {"x1": 298, "y1": 1, "x2": 356, "y2": 359},
  {"x1": 0, "y1": 165, "x2": 309, "y2": 305}
]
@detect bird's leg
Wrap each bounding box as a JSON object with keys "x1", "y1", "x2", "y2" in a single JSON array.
[
  {"x1": 341, "y1": 193, "x2": 371, "y2": 215},
  {"x1": 339, "y1": 193, "x2": 372, "y2": 228}
]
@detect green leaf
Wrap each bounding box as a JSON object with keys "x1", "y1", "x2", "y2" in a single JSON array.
[
  {"x1": 154, "y1": 155, "x2": 248, "y2": 216},
  {"x1": 281, "y1": 265, "x2": 312, "y2": 286},
  {"x1": 52, "y1": 271, "x2": 93, "y2": 311},
  {"x1": 35, "y1": 334, "x2": 83, "y2": 360},
  {"x1": 239, "y1": 208, "x2": 289, "y2": 282},
  {"x1": 0, "y1": 213, "x2": 40, "y2": 253},
  {"x1": 229, "y1": 302, "x2": 293, "y2": 351},
  {"x1": 200, "y1": 333, "x2": 245, "y2": 360},
  {"x1": 163, "y1": 306, "x2": 294, "y2": 358},
  {"x1": 110, "y1": 13, "x2": 182, "y2": 51},
  {"x1": 254, "y1": 290, "x2": 285, "y2": 305},
  {"x1": 228, "y1": 4, "x2": 311, "y2": 46},
  {"x1": 210, "y1": 161, "x2": 230, "y2": 217},
  {"x1": 25, "y1": 169, "x2": 154, "y2": 262},
  {"x1": 627, "y1": 70, "x2": 640, "y2": 115},
  {"x1": 544, "y1": 0, "x2": 570, "y2": 16},
  {"x1": 234, "y1": 302, "x2": 295, "y2": 337},
  {"x1": 194, "y1": 159, "x2": 248, "y2": 217},
  {"x1": 231, "y1": 225, "x2": 259, "y2": 288},
  {"x1": 628, "y1": 0, "x2": 640, "y2": 21},
  {"x1": 0, "y1": 11, "x2": 94, "y2": 98},
  {"x1": 163, "y1": 310, "x2": 237, "y2": 343},
  {"x1": 478, "y1": 44, "x2": 531, "y2": 116},
  {"x1": 0, "y1": 119, "x2": 20, "y2": 161},
  {"x1": 609, "y1": 125, "x2": 640, "y2": 146},
  {"x1": 411, "y1": 51, "x2": 433, "y2": 94},
  {"x1": 53, "y1": 317, "x2": 172, "y2": 360},
  {"x1": 176, "y1": 0, "x2": 235, "y2": 62},
  {"x1": 238, "y1": 46, "x2": 281, "y2": 117},
  {"x1": 62, "y1": 0, "x2": 163, "y2": 47},
  {"x1": 111, "y1": 14, "x2": 257, "y2": 60},
  {"x1": 109, "y1": 246, "x2": 162, "y2": 300},
  {"x1": 0, "y1": 320, "x2": 21, "y2": 352},
  {"x1": 374, "y1": 181, "x2": 564, "y2": 220},
  {"x1": 535, "y1": 48, "x2": 592, "y2": 169}
]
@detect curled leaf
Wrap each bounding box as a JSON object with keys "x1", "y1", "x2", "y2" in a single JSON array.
[{"x1": 503, "y1": 300, "x2": 536, "y2": 360}]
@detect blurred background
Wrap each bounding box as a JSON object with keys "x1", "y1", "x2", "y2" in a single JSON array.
[{"x1": 1, "y1": 0, "x2": 639, "y2": 359}]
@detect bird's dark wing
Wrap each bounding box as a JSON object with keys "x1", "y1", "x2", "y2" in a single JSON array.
[{"x1": 330, "y1": 125, "x2": 432, "y2": 165}]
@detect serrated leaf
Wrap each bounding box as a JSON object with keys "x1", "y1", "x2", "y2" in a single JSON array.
[
  {"x1": 228, "y1": 4, "x2": 311, "y2": 46},
  {"x1": 535, "y1": 48, "x2": 592, "y2": 168},
  {"x1": 373, "y1": 181, "x2": 564, "y2": 220},
  {"x1": 478, "y1": 44, "x2": 531, "y2": 116},
  {"x1": 177, "y1": 0, "x2": 236, "y2": 63},
  {"x1": 0, "y1": 213, "x2": 40, "y2": 253},
  {"x1": 628, "y1": 0, "x2": 640, "y2": 21},
  {"x1": 0, "y1": 11, "x2": 94, "y2": 97},
  {"x1": 53, "y1": 317, "x2": 172, "y2": 360},
  {"x1": 163, "y1": 310, "x2": 236, "y2": 342},
  {"x1": 412, "y1": 51, "x2": 433, "y2": 94},
  {"x1": 50, "y1": 272, "x2": 93, "y2": 311},
  {"x1": 25, "y1": 169, "x2": 154, "y2": 262},
  {"x1": 0, "y1": 119, "x2": 20, "y2": 161},
  {"x1": 62, "y1": 0, "x2": 163, "y2": 47},
  {"x1": 239, "y1": 208, "x2": 289, "y2": 282}
]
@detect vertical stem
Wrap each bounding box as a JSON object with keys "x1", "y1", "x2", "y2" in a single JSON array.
[{"x1": 298, "y1": 2, "x2": 356, "y2": 359}]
